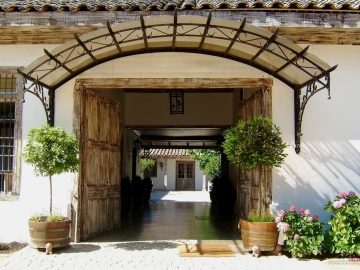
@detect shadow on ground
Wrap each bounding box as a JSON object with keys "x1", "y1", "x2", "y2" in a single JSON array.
[{"x1": 109, "y1": 241, "x2": 180, "y2": 251}]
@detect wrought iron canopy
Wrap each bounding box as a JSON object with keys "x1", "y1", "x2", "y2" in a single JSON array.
[
  {"x1": 19, "y1": 13, "x2": 336, "y2": 92},
  {"x1": 18, "y1": 13, "x2": 337, "y2": 153}
]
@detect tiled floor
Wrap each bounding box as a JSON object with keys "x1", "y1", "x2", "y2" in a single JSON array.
[{"x1": 89, "y1": 191, "x2": 241, "y2": 243}]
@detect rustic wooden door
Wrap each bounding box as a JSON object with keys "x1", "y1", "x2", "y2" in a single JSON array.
[
  {"x1": 79, "y1": 90, "x2": 121, "y2": 240},
  {"x1": 237, "y1": 80, "x2": 272, "y2": 218},
  {"x1": 176, "y1": 161, "x2": 195, "y2": 190}
]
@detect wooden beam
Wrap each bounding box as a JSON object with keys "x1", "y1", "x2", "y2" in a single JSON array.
[
  {"x1": 76, "y1": 78, "x2": 270, "y2": 89},
  {"x1": 1, "y1": 25, "x2": 358, "y2": 45}
]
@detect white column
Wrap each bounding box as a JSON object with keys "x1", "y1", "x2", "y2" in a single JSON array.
[
  {"x1": 163, "y1": 159, "x2": 167, "y2": 190},
  {"x1": 202, "y1": 174, "x2": 207, "y2": 191}
]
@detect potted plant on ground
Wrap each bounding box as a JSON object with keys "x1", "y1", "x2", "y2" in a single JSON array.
[
  {"x1": 22, "y1": 125, "x2": 79, "y2": 251},
  {"x1": 131, "y1": 175, "x2": 144, "y2": 209},
  {"x1": 121, "y1": 176, "x2": 132, "y2": 217},
  {"x1": 223, "y1": 115, "x2": 288, "y2": 252},
  {"x1": 212, "y1": 177, "x2": 236, "y2": 219},
  {"x1": 142, "y1": 176, "x2": 153, "y2": 204}
]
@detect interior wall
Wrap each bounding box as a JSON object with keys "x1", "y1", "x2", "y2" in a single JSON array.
[{"x1": 125, "y1": 92, "x2": 233, "y2": 126}]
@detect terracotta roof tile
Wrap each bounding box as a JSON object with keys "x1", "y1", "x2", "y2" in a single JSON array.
[
  {"x1": 140, "y1": 149, "x2": 189, "y2": 158},
  {"x1": 0, "y1": 0, "x2": 359, "y2": 12}
]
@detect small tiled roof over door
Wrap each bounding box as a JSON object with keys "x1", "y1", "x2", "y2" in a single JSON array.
[
  {"x1": 140, "y1": 149, "x2": 190, "y2": 159},
  {"x1": 0, "y1": 0, "x2": 359, "y2": 11}
]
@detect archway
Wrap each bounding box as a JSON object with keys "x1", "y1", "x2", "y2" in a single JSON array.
[
  {"x1": 19, "y1": 13, "x2": 336, "y2": 153},
  {"x1": 18, "y1": 14, "x2": 337, "y2": 241}
]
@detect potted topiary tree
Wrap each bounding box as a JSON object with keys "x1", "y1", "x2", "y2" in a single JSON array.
[
  {"x1": 21, "y1": 125, "x2": 79, "y2": 251},
  {"x1": 222, "y1": 115, "x2": 288, "y2": 253}
]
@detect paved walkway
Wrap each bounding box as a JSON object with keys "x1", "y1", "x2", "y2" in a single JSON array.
[{"x1": 0, "y1": 191, "x2": 359, "y2": 269}]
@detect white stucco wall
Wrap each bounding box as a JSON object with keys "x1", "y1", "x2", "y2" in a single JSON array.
[
  {"x1": 1, "y1": 42, "x2": 359, "y2": 231},
  {"x1": 271, "y1": 45, "x2": 360, "y2": 224},
  {"x1": 141, "y1": 159, "x2": 205, "y2": 191}
]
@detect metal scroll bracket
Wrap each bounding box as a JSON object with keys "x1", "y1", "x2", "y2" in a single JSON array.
[{"x1": 294, "y1": 65, "x2": 337, "y2": 154}]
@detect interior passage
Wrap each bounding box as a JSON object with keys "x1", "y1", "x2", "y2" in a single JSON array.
[{"x1": 90, "y1": 191, "x2": 240, "y2": 243}]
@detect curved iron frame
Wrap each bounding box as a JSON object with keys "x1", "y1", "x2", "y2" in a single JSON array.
[{"x1": 17, "y1": 12, "x2": 337, "y2": 153}]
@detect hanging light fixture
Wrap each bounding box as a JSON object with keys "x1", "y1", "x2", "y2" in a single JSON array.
[
  {"x1": 133, "y1": 138, "x2": 142, "y2": 152},
  {"x1": 169, "y1": 92, "x2": 184, "y2": 114}
]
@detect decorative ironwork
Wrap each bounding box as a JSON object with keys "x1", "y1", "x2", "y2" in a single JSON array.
[
  {"x1": 74, "y1": 33, "x2": 97, "y2": 61},
  {"x1": 44, "y1": 49, "x2": 73, "y2": 74},
  {"x1": 19, "y1": 75, "x2": 54, "y2": 126},
  {"x1": 17, "y1": 14, "x2": 338, "y2": 152},
  {"x1": 106, "y1": 21, "x2": 123, "y2": 55},
  {"x1": 294, "y1": 65, "x2": 337, "y2": 154},
  {"x1": 198, "y1": 12, "x2": 212, "y2": 52},
  {"x1": 224, "y1": 18, "x2": 246, "y2": 56},
  {"x1": 169, "y1": 92, "x2": 184, "y2": 115}
]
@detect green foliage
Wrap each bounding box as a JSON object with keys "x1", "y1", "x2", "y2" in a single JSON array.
[
  {"x1": 188, "y1": 149, "x2": 221, "y2": 177},
  {"x1": 22, "y1": 125, "x2": 79, "y2": 216},
  {"x1": 246, "y1": 209, "x2": 275, "y2": 222},
  {"x1": 139, "y1": 158, "x2": 156, "y2": 172},
  {"x1": 276, "y1": 206, "x2": 324, "y2": 258},
  {"x1": 324, "y1": 191, "x2": 360, "y2": 256},
  {"x1": 222, "y1": 116, "x2": 288, "y2": 172},
  {"x1": 22, "y1": 125, "x2": 79, "y2": 177},
  {"x1": 29, "y1": 212, "x2": 67, "y2": 222}
]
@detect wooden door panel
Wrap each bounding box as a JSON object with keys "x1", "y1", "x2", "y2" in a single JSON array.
[
  {"x1": 80, "y1": 90, "x2": 121, "y2": 240},
  {"x1": 176, "y1": 161, "x2": 195, "y2": 190}
]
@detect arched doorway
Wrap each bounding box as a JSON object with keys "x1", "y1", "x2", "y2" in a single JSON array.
[{"x1": 18, "y1": 14, "x2": 336, "y2": 242}]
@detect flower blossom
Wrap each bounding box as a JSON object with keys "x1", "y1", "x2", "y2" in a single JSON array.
[
  {"x1": 294, "y1": 234, "x2": 300, "y2": 240},
  {"x1": 278, "y1": 210, "x2": 286, "y2": 217},
  {"x1": 299, "y1": 209, "x2": 305, "y2": 215},
  {"x1": 277, "y1": 222, "x2": 290, "y2": 232},
  {"x1": 333, "y1": 201, "x2": 343, "y2": 209},
  {"x1": 348, "y1": 191, "x2": 356, "y2": 197},
  {"x1": 312, "y1": 214, "x2": 319, "y2": 219},
  {"x1": 340, "y1": 198, "x2": 347, "y2": 205},
  {"x1": 338, "y1": 192, "x2": 347, "y2": 198},
  {"x1": 289, "y1": 205, "x2": 296, "y2": 212},
  {"x1": 275, "y1": 216, "x2": 283, "y2": 223},
  {"x1": 307, "y1": 216, "x2": 313, "y2": 222},
  {"x1": 304, "y1": 209, "x2": 311, "y2": 215}
]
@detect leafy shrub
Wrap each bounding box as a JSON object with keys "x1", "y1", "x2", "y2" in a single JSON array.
[
  {"x1": 276, "y1": 205, "x2": 324, "y2": 258},
  {"x1": 247, "y1": 209, "x2": 275, "y2": 222},
  {"x1": 30, "y1": 213, "x2": 67, "y2": 222},
  {"x1": 324, "y1": 191, "x2": 360, "y2": 256},
  {"x1": 139, "y1": 158, "x2": 156, "y2": 172}
]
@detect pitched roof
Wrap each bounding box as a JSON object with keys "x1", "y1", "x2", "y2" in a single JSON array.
[{"x1": 1, "y1": 0, "x2": 359, "y2": 12}]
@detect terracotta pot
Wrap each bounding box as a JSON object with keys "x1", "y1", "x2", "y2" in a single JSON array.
[
  {"x1": 28, "y1": 219, "x2": 71, "y2": 249},
  {"x1": 239, "y1": 219, "x2": 279, "y2": 251}
]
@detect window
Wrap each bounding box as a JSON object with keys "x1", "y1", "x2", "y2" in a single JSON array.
[
  {"x1": 0, "y1": 105, "x2": 14, "y2": 192},
  {"x1": 0, "y1": 71, "x2": 22, "y2": 195}
]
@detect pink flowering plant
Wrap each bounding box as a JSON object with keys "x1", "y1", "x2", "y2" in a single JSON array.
[
  {"x1": 276, "y1": 205, "x2": 324, "y2": 258},
  {"x1": 324, "y1": 191, "x2": 360, "y2": 256}
]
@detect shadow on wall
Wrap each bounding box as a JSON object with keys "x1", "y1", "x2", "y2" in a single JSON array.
[{"x1": 272, "y1": 139, "x2": 360, "y2": 224}]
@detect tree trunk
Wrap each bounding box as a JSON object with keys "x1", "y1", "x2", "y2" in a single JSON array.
[{"x1": 49, "y1": 175, "x2": 52, "y2": 215}]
